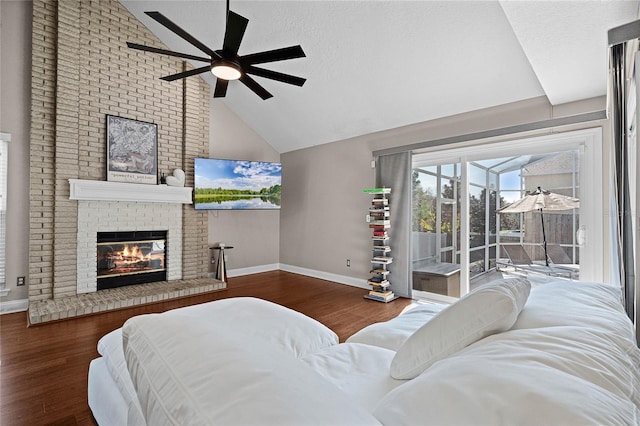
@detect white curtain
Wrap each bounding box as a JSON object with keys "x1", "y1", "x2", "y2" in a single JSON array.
[{"x1": 608, "y1": 25, "x2": 639, "y2": 335}]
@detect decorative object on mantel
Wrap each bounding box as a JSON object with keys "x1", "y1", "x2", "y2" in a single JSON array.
[
  {"x1": 126, "y1": 0, "x2": 306, "y2": 100},
  {"x1": 106, "y1": 115, "x2": 158, "y2": 185},
  {"x1": 165, "y1": 169, "x2": 185, "y2": 187}
]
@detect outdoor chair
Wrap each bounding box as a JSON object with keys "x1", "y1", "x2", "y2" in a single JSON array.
[
  {"x1": 546, "y1": 244, "x2": 580, "y2": 276},
  {"x1": 498, "y1": 244, "x2": 575, "y2": 279},
  {"x1": 501, "y1": 245, "x2": 535, "y2": 266},
  {"x1": 546, "y1": 244, "x2": 573, "y2": 264}
]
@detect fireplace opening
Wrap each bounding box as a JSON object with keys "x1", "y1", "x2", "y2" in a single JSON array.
[{"x1": 97, "y1": 230, "x2": 167, "y2": 290}]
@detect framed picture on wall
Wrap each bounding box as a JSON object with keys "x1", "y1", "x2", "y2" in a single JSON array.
[{"x1": 106, "y1": 115, "x2": 158, "y2": 185}]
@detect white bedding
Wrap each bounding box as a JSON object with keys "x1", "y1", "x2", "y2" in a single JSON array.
[
  {"x1": 346, "y1": 303, "x2": 445, "y2": 351},
  {"x1": 374, "y1": 281, "x2": 640, "y2": 425},
  {"x1": 89, "y1": 296, "x2": 340, "y2": 425},
  {"x1": 88, "y1": 283, "x2": 640, "y2": 426},
  {"x1": 88, "y1": 358, "x2": 135, "y2": 426},
  {"x1": 374, "y1": 337, "x2": 639, "y2": 425},
  {"x1": 300, "y1": 343, "x2": 404, "y2": 412}
]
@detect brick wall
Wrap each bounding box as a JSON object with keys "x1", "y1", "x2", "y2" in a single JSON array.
[{"x1": 29, "y1": 0, "x2": 210, "y2": 302}]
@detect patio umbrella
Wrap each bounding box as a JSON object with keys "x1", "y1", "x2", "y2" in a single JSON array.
[{"x1": 496, "y1": 187, "x2": 579, "y2": 266}]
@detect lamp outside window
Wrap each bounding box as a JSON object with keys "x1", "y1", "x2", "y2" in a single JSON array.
[{"x1": 211, "y1": 59, "x2": 242, "y2": 80}]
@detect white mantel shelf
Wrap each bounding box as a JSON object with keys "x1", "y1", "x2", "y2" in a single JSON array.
[{"x1": 69, "y1": 179, "x2": 193, "y2": 204}]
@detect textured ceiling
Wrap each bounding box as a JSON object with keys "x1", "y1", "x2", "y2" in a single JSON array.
[{"x1": 120, "y1": 0, "x2": 639, "y2": 153}]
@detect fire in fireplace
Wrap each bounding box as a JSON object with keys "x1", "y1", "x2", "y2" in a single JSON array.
[{"x1": 96, "y1": 230, "x2": 167, "y2": 290}]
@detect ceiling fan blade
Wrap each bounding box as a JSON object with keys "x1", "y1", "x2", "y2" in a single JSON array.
[
  {"x1": 160, "y1": 65, "x2": 211, "y2": 81},
  {"x1": 223, "y1": 11, "x2": 249, "y2": 56},
  {"x1": 127, "y1": 42, "x2": 211, "y2": 62},
  {"x1": 145, "y1": 11, "x2": 221, "y2": 59},
  {"x1": 241, "y1": 45, "x2": 306, "y2": 65},
  {"x1": 240, "y1": 74, "x2": 273, "y2": 100},
  {"x1": 246, "y1": 66, "x2": 306, "y2": 87},
  {"x1": 214, "y1": 79, "x2": 229, "y2": 98}
]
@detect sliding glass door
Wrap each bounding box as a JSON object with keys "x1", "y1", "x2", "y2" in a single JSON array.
[{"x1": 411, "y1": 129, "x2": 603, "y2": 301}]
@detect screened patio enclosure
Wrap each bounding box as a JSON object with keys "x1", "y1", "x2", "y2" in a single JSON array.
[{"x1": 411, "y1": 149, "x2": 580, "y2": 299}]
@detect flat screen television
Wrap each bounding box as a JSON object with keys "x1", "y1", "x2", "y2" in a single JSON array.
[{"x1": 194, "y1": 158, "x2": 282, "y2": 210}]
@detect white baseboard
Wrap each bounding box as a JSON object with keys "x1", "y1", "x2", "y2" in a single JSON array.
[
  {"x1": 0, "y1": 299, "x2": 29, "y2": 314},
  {"x1": 227, "y1": 263, "x2": 280, "y2": 278},
  {"x1": 279, "y1": 264, "x2": 369, "y2": 290},
  {"x1": 227, "y1": 263, "x2": 368, "y2": 290}
]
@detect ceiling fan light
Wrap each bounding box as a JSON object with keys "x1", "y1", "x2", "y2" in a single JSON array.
[{"x1": 211, "y1": 60, "x2": 242, "y2": 80}]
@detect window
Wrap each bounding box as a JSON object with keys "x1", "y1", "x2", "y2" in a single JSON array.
[{"x1": 412, "y1": 163, "x2": 461, "y2": 266}]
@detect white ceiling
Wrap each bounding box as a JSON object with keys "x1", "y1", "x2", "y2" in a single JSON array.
[{"x1": 120, "y1": 1, "x2": 639, "y2": 153}]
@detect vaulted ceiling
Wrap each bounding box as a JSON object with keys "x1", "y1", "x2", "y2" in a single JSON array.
[{"x1": 120, "y1": 0, "x2": 639, "y2": 153}]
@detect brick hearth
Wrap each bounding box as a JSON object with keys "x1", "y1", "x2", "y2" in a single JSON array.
[{"x1": 28, "y1": 278, "x2": 225, "y2": 325}]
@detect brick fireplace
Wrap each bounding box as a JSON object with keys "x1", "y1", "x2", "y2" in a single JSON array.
[
  {"x1": 77, "y1": 204, "x2": 182, "y2": 296},
  {"x1": 28, "y1": 0, "x2": 220, "y2": 324},
  {"x1": 73, "y1": 180, "x2": 190, "y2": 293}
]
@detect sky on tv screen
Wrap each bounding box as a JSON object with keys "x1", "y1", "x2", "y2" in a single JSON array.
[{"x1": 195, "y1": 158, "x2": 281, "y2": 191}]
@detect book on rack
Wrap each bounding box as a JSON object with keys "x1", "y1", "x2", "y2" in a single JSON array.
[
  {"x1": 371, "y1": 220, "x2": 390, "y2": 225},
  {"x1": 369, "y1": 223, "x2": 390, "y2": 229},
  {"x1": 371, "y1": 257, "x2": 393, "y2": 264},
  {"x1": 370, "y1": 213, "x2": 390, "y2": 219},
  {"x1": 367, "y1": 292, "x2": 396, "y2": 302},
  {"x1": 363, "y1": 188, "x2": 391, "y2": 194},
  {"x1": 368, "y1": 274, "x2": 383, "y2": 282},
  {"x1": 369, "y1": 289, "x2": 394, "y2": 297},
  {"x1": 372, "y1": 230, "x2": 388, "y2": 236},
  {"x1": 369, "y1": 206, "x2": 390, "y2": 212},
  {"x1": 372, "y1": 245, "x2": 391, "y2": 252},
  {"x1": 370, "y1": 284, "x2": 391, "y2": 292},
  {"x1": 370, "y1": 268, "x2": 390, "y2": 275},
  {"x1": 368, "y1": 281, "x2": 390, "y2": 288}
]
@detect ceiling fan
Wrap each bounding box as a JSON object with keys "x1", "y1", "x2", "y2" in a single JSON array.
[{"x1": 127, "y1": 1, "x2": 306, "y2": 100}]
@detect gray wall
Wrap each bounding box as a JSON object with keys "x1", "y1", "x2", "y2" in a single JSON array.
[
  {"x1": 280, "y1": 136, "x2": 375, "y2": 280},
  {"x1": 1, "y1": 1, "x2": 31, "y2": 304},
  {"x1": 208, "y1": 100, "x2": 281, "y2": 272},
  {"x1": 280, "y1": 96, "x2": 611, "y2": 286}
]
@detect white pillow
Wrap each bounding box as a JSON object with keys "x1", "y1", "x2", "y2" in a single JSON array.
[
  {"x1": 164, "y1": 297, "x2": 339, "y2": 357},
  {"x1": 346, "y1": 304, "x2": 445, "y2": 351},
  {"x1": 390, "y1": 277, "x2": 530, "y2": 379},
  {"x1": 123, "y1": 314, "x2": 381, "y2": 425},
  {"x1": 512, "y1": 281, "x2": 627, "y2": 331}
]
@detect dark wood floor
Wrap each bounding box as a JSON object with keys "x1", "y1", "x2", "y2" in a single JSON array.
[{"x1": 0, "y1": 271, "x2": 412, "y2": 426}]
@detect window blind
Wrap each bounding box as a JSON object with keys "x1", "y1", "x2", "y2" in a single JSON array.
[{"x1": 0, "y1": 137, "x2": 7, "y2": 287}]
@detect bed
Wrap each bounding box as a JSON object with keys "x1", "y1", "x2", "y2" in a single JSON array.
[{"x1": 88, "y1": 278, "x2": 640, "y2": 425}]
